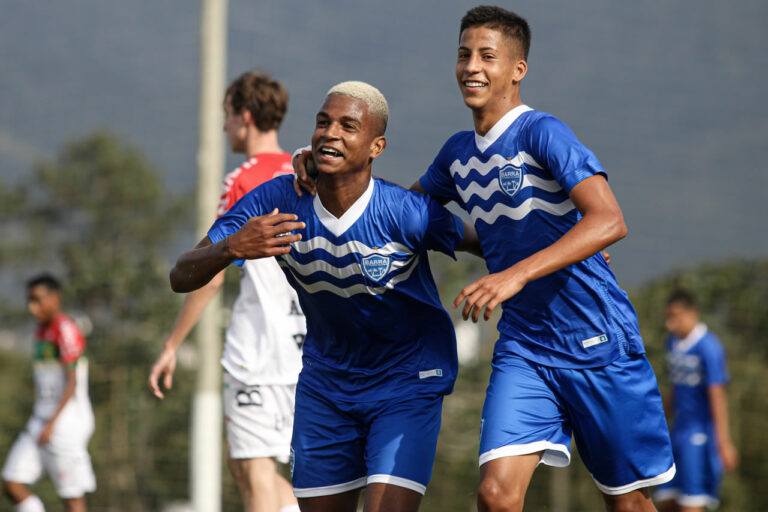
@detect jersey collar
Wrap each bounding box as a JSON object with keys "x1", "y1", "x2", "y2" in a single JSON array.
[
  {"x1": 313, "y1": 178, "x2": 375, "y2": 237},
  {"x1": 672, "y1": 323, "x2": 708, "y2": 352},
  {"x1": 474, "y1": 104, "x2": 533, "y2": 153}
]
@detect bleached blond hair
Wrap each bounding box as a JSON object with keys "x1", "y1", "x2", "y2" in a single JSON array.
[{"x1": 326, "y1": 81, "x2": 389, "y2": 135}]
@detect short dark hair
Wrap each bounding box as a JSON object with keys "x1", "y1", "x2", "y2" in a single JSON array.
[
  {"x1": 460, "y1": 5, "x2": 531, "y2": 60},
  {"x1": 27, "y1": 273, "x2": 61, "y2": 292},
  {"x1": 225, "y1": 70, "x2": 289, "y2": 132},
  {"x1": 667, "y1": 288, "x2": 697, "y2": 309}
]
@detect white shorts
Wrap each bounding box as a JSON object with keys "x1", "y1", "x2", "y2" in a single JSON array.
[
  {"x1": 223, "y1": 372, "x2": 296, "y2": 463},
  {"x1": 2, "y1": 416, "x2": 96, "y2": 499}
]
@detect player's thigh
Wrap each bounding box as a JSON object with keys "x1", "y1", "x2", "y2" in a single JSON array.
[
  {"x1": 479, "y1": 352, "x2": 571, "y2": 467},
  {"x1": 2, "y1": 430, "x2": 43, "y2": 487},
  {"x1": 223, "y1": 373, "x2": 294, "y2": 462},
  {"x1": 227, "y1": 455, "x2": 277, "y2": 487},
  {"x1": 558, "y1": 354, "x2": 674, "y2": 493},
  {"x1": 477, "y1": 453, "x2": 541, "y2": 511},
  {"x1": 291, "y1": 383, "x2": 367, "y2": 498},
  {"x1": 363, "y1": 482, "x2": 422, "y2": 512},
  {"x1": 298, "y1": 489, "x2": 361, "y2": 512},
  {"x1": 365, "y1": 393, "x2": 444, "y2": 495}
]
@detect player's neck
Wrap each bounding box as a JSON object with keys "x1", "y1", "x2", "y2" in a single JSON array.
[
  {"x1": 244, "y1": 129, "x2": 282, "y2": 159},
  {"x1": 316, "y1": 168, "x2": 372, "y2": 218},
  {"x1": 472, "y1": 95, "x2": 523, "y2": 136}
]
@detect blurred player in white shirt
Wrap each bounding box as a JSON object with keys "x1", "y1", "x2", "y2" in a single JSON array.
[
  {"x1": 3, "y1": 274, "x2": 95, "y2": 512},
  {"x1": 148, "y1": 71, "x2": 304, "y2": 512}
]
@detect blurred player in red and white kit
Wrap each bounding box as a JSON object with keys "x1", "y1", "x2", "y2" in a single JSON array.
[
  {"x1": 3, "y1": 274, "x2": 95, "y2": 512},
  {"x1": 148, "y1": 70, "x2": 304, "y2": 512}
]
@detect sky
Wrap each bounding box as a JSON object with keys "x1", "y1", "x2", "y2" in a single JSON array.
[{"x1": 1, "y1": 0, "x2": 766, "y2": 286}]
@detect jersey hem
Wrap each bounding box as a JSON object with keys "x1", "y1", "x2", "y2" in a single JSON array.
[
  {"x1": 594, "y1": 463, "x2": 676, "y2": 495},
  {"x1": 293, "y1": 477, "x2": 367, "y2": 497},
  {"x1": 367, "y1": 474, "x2": 426, "y2": 495},
  {"x1": 479, "y1": 441, "x2": 570, "y2": 468}
]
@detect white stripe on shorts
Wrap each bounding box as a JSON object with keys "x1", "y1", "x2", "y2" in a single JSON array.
[
  {"x1": 293, "y1": 476, "x2": 367, "y2": 498},
  {"x1": 594, "y1": 463, "x2": 676, "y2": 495},
  {"x1": 479, "y1": 440, "x2": 571, "y2": 468},
  {"x1": 367, "y1": 474, "x2": 427, "y2": 495}
]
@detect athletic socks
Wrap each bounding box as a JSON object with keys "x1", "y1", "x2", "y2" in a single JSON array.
[
  {"x1": 279, "y1": 505, "x2": 300, "y2": 512},
  {"x1": 15, "y1": 494, "x2": 45, "y2": 512}
]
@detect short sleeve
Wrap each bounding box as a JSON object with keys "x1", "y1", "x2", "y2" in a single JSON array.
[
  {"x1": 525, "y1": 115, "x2": 606, "y2": 194},
  {"x1": 419, "y1": 197, "x2": 464, "y2": 258},
  {"x1": 207, "y1": 177, "x2": 287, "y2": 266},
  {"x1": 58, "y1": 317, "x2": 85, "y2": 366},
  {"x1": 701, "y1": 335, "x2": 729, "y2": 386},
  {"x1": 418, "y1": 135, "x2": 464, "y2": 204}
]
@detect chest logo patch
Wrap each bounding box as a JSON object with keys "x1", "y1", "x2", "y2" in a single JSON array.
[
  {"x1": 498, "y1": 163, "x2": 524, "y2": 198},
  {"x1": 361, "y1": 254, "x2": 391, "y2": 282}
]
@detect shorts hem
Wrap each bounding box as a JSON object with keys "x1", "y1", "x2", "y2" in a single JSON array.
[
  {"x1": 594, "y1": 463, "x2": 676, "y2": 495},
  {"x1": 479, "y1": 441, "x2": 570, "y2": 468},
  {"x1": 678, "y1": 494, "x2": 719, "y2": 509},
  {"x1": 367, "y1": 474, "x2": 426, "y2": 495},
  {"x1": 293, "y1": 476, "x2": 367, "y2": 498},
  {"x1": 228, "y1": 448, "x2": 291, "y2": 464}
]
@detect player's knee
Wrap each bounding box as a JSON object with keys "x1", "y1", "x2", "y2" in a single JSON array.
[
  {"x1": 477, "y1": 477, "x2": 524, "y2": 512},
  {"x1": 3, "y1": 479, "x2": 24, "y2": 501},
  {"x1": 602, "y1": 491, "x2": 653, "y2": 512}
]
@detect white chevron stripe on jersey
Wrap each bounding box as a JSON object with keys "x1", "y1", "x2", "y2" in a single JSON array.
[
  {"x1": 456, "y1": 174, "x2": 563, "y2": 203},
  {"x1": 281, "y1": 252, "x2": 415, "y2": 280},
  {"x1": 469, "y1": 196, "x2": 575, "y2": 224},
  {"x1": 292, "y1": 237, "x2": 412, "y2": 258},
  {"x1": 279, "y1": 255, "x2": 421, "y2": 298},
  {"x1": 449, "y1": 151, "x2": 543, "y2": 180}
]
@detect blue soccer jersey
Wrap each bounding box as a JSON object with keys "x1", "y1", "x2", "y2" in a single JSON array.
[
  {"x1": 419, "y1": 105, "x2": 644, "y2": 368},
  {"x1": 208, "y1": 175, "x2": 462, "y2": 401},
  {"x1": 667, "y1": 323, "x2": 729, "y2": 428}
]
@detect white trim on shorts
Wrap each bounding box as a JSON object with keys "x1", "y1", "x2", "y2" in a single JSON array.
[
  {"x1": 367, "y1": 474, "x2": 427, "y2": 495},
  {"x1": 594, "y1": 463, "x2": 676, "y2": 495},
  {"x1": 293, "y1": 476, "x2": 367, "y2": 498},
  {"x1": 678, "y1": 494, "x2": 719, "y2": 509},
  {"x1": 479, "y1": 440, "x2": 571, "y2": 468}
]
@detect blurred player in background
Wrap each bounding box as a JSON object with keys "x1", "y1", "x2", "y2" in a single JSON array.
[
  {"x1": 148, "y1": 70, "x2": 304, "y2": 512},
  {"x1": 169, "y1": 81, "x2": 481, "y2": 512},
  {"x1": 655, "y1": 289, "x2": 738, "y2": 511},
  {"x1": 3, "y1": 274, "x2": 95, "y2": 512}
]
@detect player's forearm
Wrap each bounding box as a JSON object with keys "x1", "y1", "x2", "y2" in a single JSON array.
[
  {"x1": 47, "y1": 369, "x2": 77, "y2": 426},
  {"x1": 170, "y1": 238, "x2": 235, "y2": 293},
  {"x1": 164, "y1": 270, "x2": 226, "y2": 350},
  {"x1": 511, "y1": 208, "x2": 626, "y2": 286},
  {"x1": 709, "y1": 385, "x2": 734, "y2": 447}
]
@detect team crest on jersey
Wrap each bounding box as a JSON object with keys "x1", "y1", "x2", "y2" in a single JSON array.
[
  {"x1": 498, "y1": 163, "x2": 524, "y2": 197},
  {"x1": 361, "y1": 254, "x2": 391, "y2": 282}
]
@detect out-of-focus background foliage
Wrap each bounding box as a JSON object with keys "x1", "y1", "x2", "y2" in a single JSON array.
[{"x1": 1, "y1": 1, "x2": 766, "y2": 510}]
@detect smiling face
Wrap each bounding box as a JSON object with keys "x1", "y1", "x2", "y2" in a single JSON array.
[
  {"x1": 456, "y1": 25, "x2": 527, "y2": 129},
  {"x1": 311, "y1": 94, "x2": 386, "y2": 176}
]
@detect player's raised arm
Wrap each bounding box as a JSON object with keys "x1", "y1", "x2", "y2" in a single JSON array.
[{"x1": 170, "y1": 210, "x2": 305, "y2": 293}]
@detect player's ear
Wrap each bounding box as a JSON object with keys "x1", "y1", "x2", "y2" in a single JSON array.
[
  {"x1": 369, "y1": 136, "x2": 386, "y2": 160},
  {"x1": 512, "y1": 59, "x2": 527, "y2": 84},
  {"x1": 241, "y1": 108, "x2": 253, "y2": 126}
]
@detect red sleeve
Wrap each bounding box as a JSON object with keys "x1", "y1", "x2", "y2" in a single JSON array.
[{"x1": 56, "y1": 316, "x2": 86, "y2": 365}]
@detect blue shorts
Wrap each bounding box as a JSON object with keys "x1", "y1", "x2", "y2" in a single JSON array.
[
  {"x1": 655, "y1": 426, "x2": 722, "y2": 509},
  {"x1": 290, "y1": 381, "x2": 444, "y2": 498},
  {"x1": 479, "y1": 351, "x2": 675, "y2": 494}
]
